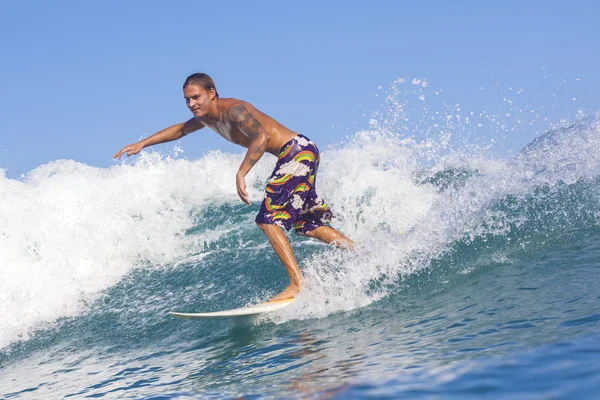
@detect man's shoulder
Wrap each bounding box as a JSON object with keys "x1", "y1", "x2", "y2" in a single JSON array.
[
  {"x1": 218, "y1": 98, "x2": 248, "y2": 108},
  {"x1": 219, "y1": 98, "x2": 258, "y2": 118}
]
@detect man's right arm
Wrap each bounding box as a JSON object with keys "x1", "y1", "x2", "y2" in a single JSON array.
[{"x1": 113, "y1": 118, "x2": 204, "y2": 159}]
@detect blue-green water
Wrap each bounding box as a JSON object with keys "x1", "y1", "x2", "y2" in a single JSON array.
[{"x1": 1, "y1": 117, "x2": 600, "y2": 399}]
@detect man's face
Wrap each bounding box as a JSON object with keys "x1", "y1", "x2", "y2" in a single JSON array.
[{"x1": 184, "y1": 85, "x2": 215, "y2": 118}]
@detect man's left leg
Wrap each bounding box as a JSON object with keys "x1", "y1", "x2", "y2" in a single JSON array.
[
  {"x1": 257, "y1": 222, "x2": 303, "y2": 302},
  {"x1": 304, "y1": 225, "x2": 354, "y2": 249}
]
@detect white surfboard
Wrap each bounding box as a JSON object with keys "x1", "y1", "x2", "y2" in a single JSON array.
[{"x1": 169, "y1": 298, "x2": 295, "y2": 320}]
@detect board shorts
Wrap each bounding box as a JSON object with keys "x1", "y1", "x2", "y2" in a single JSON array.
[{"x1": 255, "y1": 134, "x2": 333, "y2": 235}]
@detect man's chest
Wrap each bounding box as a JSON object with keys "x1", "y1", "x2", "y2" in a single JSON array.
[{"x1": 205, "y1": 121, "x2": 249, "y2": 146}]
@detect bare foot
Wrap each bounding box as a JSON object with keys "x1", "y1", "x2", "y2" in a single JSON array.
[{"x1": 268, "y1": 284, "x2": 300, "y2": 302}]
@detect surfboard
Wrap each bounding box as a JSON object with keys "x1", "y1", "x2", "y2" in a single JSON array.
[{"x1": 169, "y1": 298, "x2": 295, "y2": 320}]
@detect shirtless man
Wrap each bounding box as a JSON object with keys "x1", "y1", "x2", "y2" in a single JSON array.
[{"x1": 114, "y1": 73, "x2": 353, "y2": 301}]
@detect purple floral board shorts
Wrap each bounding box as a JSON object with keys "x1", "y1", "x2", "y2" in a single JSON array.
[{"x1": 256, "y1": 134, "x2": 333, "y2": 235}]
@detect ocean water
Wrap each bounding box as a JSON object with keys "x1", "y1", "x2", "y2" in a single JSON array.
[{"x1": 1, "y1": 98, "x2": 600, "y2": 398}]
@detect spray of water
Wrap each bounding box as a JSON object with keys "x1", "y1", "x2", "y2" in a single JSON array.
[{"x1": 1, "y1": 77, "x2": 598, "y2": 346}]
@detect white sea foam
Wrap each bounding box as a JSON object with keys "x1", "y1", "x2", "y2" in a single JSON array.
[
  {"x1": 270, "y1": 115, "x2": 600, "y2": 323},
  {"x1": 0, "y1": 150, "x2": 273, "y2": 349},
  {"x1": 2, "y1": 87, "x2": 599, "y2": 346}
]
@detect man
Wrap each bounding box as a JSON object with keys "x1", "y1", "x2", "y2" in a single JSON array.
[{"x1": 114, "y1": 73, "x2": 353, "y2": 301}]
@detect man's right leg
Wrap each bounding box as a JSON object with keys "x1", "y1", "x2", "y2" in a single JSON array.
[
  {"x1": 257, "y1": 222, "x2": 303, "y2": 302},
  {"x1": 303, "y1": 226, "x2": 354, "y2": 249}
]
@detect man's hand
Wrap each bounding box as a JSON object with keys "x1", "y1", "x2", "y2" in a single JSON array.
[
  {"x1": 236, "y1": 173, "x2": 251, "y2": 205},
  {"x1": 114, "y1": 142, "x2": 144, "y2": 159}
]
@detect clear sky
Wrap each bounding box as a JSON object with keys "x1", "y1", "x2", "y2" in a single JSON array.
[{"x1": 1, "y1": 0, "x2": 598, "y2": 178}]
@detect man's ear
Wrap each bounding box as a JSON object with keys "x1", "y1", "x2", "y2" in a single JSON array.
[{"x1": 209, "y1": 88, "x2": 216, "y2": 100}]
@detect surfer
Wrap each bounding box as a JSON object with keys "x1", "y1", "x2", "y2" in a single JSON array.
[{"x1": 114, "y1": 73, "x2": 353, "y2": 302}]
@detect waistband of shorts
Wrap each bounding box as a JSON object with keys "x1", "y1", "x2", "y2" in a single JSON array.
[{"x1": 278, "y1": 134, "x2": 310, "y2": 155}]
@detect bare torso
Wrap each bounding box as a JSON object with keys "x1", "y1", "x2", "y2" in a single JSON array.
[{"x1": 196, "y1": 98, "x2": 298, "y2": 156}]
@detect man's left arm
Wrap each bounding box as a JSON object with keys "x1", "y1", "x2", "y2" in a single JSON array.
[{"x1": 228, "y1": 103, "x2": 271, "y2": 204}]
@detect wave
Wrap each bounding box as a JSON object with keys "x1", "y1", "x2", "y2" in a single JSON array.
[
  {"x1": 270, "y1": 116, "x2": 600, "y2": 322},
  {"x1": 1, "y1": 111, "x2": 599, "y2": 350}
]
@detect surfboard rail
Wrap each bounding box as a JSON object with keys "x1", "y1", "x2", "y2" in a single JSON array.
[{"x1": 169, "y1": 298, "x2": 295, "y2": 320}]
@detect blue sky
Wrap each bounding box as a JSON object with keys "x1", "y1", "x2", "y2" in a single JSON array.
[{"x1": 1, "y1": 1, "x2": 598, "y2": 178}]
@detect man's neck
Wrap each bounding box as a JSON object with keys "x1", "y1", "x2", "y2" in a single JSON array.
[{"x1": 202, "y1": 99, "x2": 221, "y2": 122}]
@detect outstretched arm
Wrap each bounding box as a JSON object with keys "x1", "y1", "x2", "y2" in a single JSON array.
[
  {"x1": 113, "y1": 118, "x2": 204, "y2": 159},
  {"x1": 228, "y1": 103, "x2": 271, "y2": 204}
]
